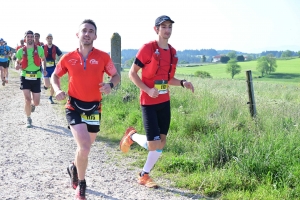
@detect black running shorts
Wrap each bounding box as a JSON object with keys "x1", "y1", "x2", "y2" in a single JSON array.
[
  {"x1": 141, "y1": 100, "x2": 171, "y2": 141},
  {"x1": 20, "y1": 76, "x2": 41, "y2": 93},
  {"x1": 66, "y1": 108, "x2": 101, "y2": 133},
  {"x1": 0, "y1": 61, "x2": 8, "y2": 68}
]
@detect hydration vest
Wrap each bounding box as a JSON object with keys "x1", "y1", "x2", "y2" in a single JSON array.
[
  {"x1": 142, "y1": 41, "x2": 178, "y2": 80},
  {"x1": 21, "y1": 45, "x2": 41, "y2": 69},
  {"x1": 44, "y1": 44, "x2": 56, "y2": 60}
]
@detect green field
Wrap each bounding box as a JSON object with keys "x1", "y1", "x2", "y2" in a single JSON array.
[
  {"x1": 175, "y1": 58, "x2": 300, "y2": 84},
  {"x1": 60, "y1": 57, "x2": 300, "y2": 199}
]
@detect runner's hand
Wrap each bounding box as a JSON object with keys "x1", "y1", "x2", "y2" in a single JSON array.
[
  {"x1": 15, "y1": 63, "x2": 21, "y2": 70},
  {"x1": 55, "y1": 90, "x2": 66, "y2": 101},
  {"x1": 183, "y1": 81, "x2": 194, "y2": 93},
  {"x1": 99, "y1": 82, "x2": 111, "y2": 94},
  {"x1": 147, "y1": 88, "x2": 159, "y2": 98}
]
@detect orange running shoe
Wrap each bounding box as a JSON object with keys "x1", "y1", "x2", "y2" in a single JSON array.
[
  {"x1": 119, "y1": 127, "x2": 136, "y2": 153},
  {"x1": 137, "y1": 173, "x2": 158, "y2": 188}
]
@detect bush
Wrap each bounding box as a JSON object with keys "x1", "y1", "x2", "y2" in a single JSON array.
[{"x1": 194, "y1": 70, "x2": 212, "y2": 78}]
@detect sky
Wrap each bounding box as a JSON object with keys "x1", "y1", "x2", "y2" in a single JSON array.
[{"x1": 1, "y1": 0, "x2": 300, "y2": 53}]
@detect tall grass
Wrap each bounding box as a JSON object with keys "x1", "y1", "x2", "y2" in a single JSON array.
[{"x1": 60, "y1": 70, "x2": 300, "y2": 199}]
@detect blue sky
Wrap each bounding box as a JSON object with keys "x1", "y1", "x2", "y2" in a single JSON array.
[{"x1": 2, "y1": 0, "x2": 300, "y2": 53}]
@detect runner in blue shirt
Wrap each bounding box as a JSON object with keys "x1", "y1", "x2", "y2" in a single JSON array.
[{"x1": 0, "y1": 38, "x2": 10, "y2": 86}]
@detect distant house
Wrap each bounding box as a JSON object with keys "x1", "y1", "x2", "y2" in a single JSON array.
[{"x1": 212, "y1": 55, "x2": 222, "y2": 62}]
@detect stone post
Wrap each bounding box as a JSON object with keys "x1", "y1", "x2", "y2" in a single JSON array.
[{"x1": 111, "y1": 33, "x2": 121, "y2": 84}]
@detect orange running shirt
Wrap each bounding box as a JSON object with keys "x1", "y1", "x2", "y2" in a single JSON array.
[
  {"x1": 135, "y1": 41, "x2": 176, "y2": 105},
  {"x1": 54, "y1": 48, "x2": 117, "y2": 102}
]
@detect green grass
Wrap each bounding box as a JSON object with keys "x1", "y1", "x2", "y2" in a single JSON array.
[
  {"x1": 176, "y1": 57, "x2": 300, "y2": 84},
  {"x1": 59, "y1": 58, "x2": 300, "y2": 199}
]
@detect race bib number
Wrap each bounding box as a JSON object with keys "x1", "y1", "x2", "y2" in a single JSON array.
[
  {"x1": 0, "y1": 55, "x2": 5, "y2": 59},
  {"x1": 25, "y1": 71, "x2": 38, "y2": 80},
  {"x1": 154, "y1": 80, "x2": 168, "y2": 94},
  {"x1": 46, "y1": 61, "x2": 54, "y2": 67},
  {"x1": 81, "y1": 111, "x2": 100, "y2": 125}
]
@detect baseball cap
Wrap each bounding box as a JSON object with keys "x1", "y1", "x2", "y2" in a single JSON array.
[
  {"x1": 155, "y1": 15, "x2": 175, "y2": 26},
  {"x1": 24, "y1": 30, "x2": 34, "y2": 37},
  {"x1": 46, "y1": 33, "x2": 53, "y2": 38}
]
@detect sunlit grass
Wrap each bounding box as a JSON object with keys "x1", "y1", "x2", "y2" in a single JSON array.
[{"x1": 59, "y1": 63, "x2": 300, "y2": 199}]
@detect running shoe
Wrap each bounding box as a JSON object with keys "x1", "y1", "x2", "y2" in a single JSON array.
[
  {"x1": 2, "y1": 80, "x2": 5, "y2": 86},
  {"x1": 119, "y1": 127, "x2": 136, "y2": 153},
  {"x1": 67, "y1": 163, "x2": 78, "y2": 189},
  {"x1": 26, "y1": 117, "x2": 32, "y2": 128},
  {"x1": 74, "y1": 181, "x2": 86, "y2": 200},
  {"x1": 48, "y1": 97, "x2": 54, "y2": 104},
  {"x1": 43, "y1": 86, "x2": 48, "y2": 90},
  {"x1": 137, "y1": 173, "x2": 158, "y2": 188}
]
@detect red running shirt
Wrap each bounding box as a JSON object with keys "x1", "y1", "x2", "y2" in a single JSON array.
[
  {"x1": 136, "y1": 41, "x2": 176, "y2": 105},
  {"x1": 54, "y1": 48, "x2": 117, "y2": 102}
]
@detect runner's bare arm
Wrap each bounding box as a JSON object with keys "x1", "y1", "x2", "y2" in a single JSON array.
[
  {"x1": 129, "y1": 64, "x2": 159, "y2": 98},
  {"x1": 169, "y1": 77, "x2": 194, "y2": 93},
  {"x1": 51, "y1": 73, "x2": 66, "y2": 100},
  {"x1": 40, "y1": 56, "x2": 47, "y2": 76},
  {"x1": 15, "y1": 58, "x2": 21, "y2": 70}
]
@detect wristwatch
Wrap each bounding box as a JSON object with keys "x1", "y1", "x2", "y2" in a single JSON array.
[
  {"x1": 108, "y1": 82, "x2": 114, "y2": 89},
  {"x1": 180, "y1": 80, "x2": 186, "y2": 88}
]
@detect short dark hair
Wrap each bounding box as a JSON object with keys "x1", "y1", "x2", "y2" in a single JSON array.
[
  {"x1": 80, "y1": 19, "x2": 97, "y2": 34},
  {"x1": 34, "y1": 33, "x2": 40, "y2": 36}
]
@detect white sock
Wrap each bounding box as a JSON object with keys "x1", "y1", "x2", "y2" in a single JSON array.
[
  {"x1": 131, "y1": 133, "x2": 148, "y2": 149},
  {"x1": 142, "y1": 150, "x2": 162, "y2": 173}
]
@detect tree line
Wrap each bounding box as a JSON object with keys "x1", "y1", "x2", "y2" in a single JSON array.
[{"x1": 121, "y1": 49, "x2": 299, "y2": 67}]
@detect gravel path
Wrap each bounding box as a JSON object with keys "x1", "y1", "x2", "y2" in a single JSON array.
[{"x1": 0, "y1": 69, "x2": 204, "y2": 200}]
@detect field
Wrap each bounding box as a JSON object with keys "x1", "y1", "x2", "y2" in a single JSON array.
[
  {"x1": 60, "y1": 58, "x2": 300, "y2": 199},
  {"x1": 176, "y1": 58, "x2": 300, "y2": 84}
]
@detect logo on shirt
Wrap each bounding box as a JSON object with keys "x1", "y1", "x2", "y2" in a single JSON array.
[
  {"x1": 90, "y1": 59, "x2": 98, "y2": 64},
  {"x1": 68, "y1": 59, "x2": 77, "y2": 65}
]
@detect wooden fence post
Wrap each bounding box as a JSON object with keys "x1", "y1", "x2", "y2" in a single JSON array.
[
  {"x1": 246, "y1": 70, "x2": 257, "y2": 118},
  {"x1": 111, "y1": 33, "x2": 121, "y2": 85}
]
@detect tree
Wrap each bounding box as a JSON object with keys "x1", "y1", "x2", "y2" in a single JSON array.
[
  {"x1": 220, "y1": 55, "x2": 230, "y2": 63},
  {"x1": 256, "y1": 57, "x2": 269, "y2": 77},
  {"x1": 256, "y1": 56, "x2": 278, "y2": 76},
  {"x1": 281, "y1": 50, "x2": 293, "y2": 58},
  {"x1": 265, "y1": 55, "x2": 278, "y2": 74},
  {"x1": 298, "y1": 51, "x2": 300, "y2": 58},
  {"x1": 226, "y1": 59, "x2": 241, "y2": 79},
  {"x1": 236, "y1": 55, "x2": 245, "y2": 62},
  {"x1": 227, "y1": 51, "x2": 237, "y2": 60},
  {"x1": 201, "y1": 55, "x2": 206, "y2": 63}
]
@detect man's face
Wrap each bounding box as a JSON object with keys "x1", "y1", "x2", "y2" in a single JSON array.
[
  {"x1": 0, "y1": 41, "x2": 3, "y2": 46},
  {"x1": 26, "y1": 34, "x2": 34, "y2": 45},
  {"x1": 46, "y1": 36, "x2": 53, "y2": 45},
  {"x1": 77, "y1": 23, "x2": 97, "y2": 46},
  {"x1": 34, "y1": 34, "x2": 40, "y2": 42},
  {"x1": 156, "y1": 21, "x2": 173, "y2": 39},
  {"x1": 20, "y1": 40, "x2": 24, "y2": 45}
]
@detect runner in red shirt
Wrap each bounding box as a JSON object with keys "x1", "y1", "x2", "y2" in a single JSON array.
[
  {"x1": 120, "y1": 15, "x2": 194, "y2": 188},
  {"x1": 34, "y1": 33, "x2": 44, "y2": 46},
  {"x1": 16, "y1": 39, "x2": 25, "y2": 51},
  {"x1": 51, "y1": 19, "x2": 120, "y2": 200}
]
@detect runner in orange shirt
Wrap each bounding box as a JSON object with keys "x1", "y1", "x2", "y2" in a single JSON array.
[
  {"x1": 51, "y1": 19, "x2": 120, "y2": 200},
  {"x1": 119, "y1": 15, "x2": 194, "y2": 188}
]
